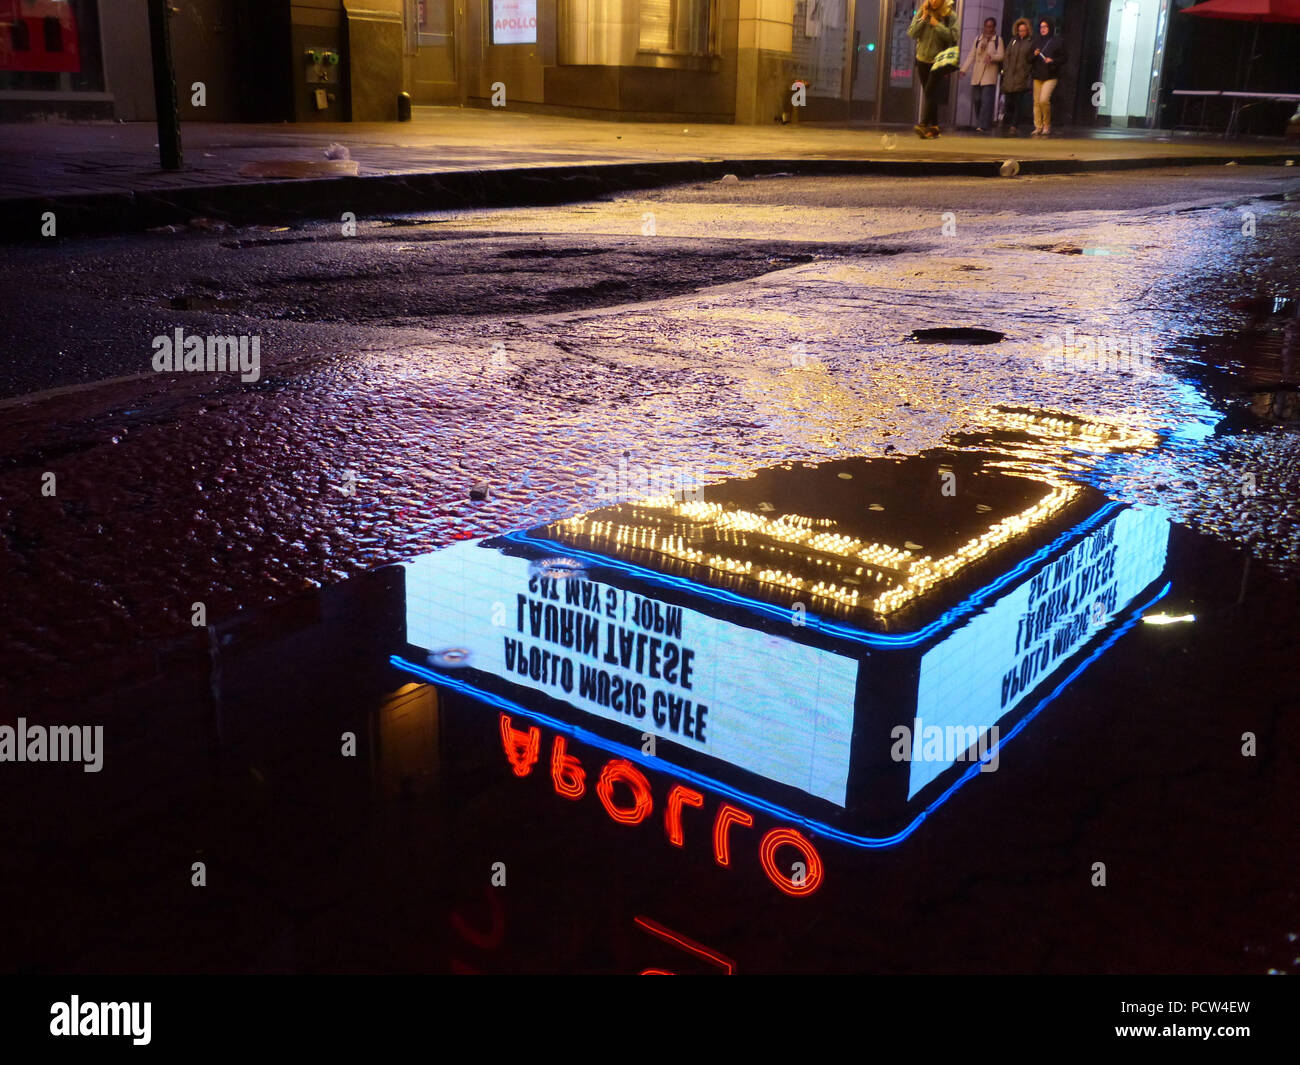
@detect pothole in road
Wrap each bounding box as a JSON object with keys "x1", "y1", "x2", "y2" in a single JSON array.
[
  {"x1": 220, "y1": 236, "x2": 320, "y2": 249},
  {"x1": 496, "y1": 247, "x2": 606, "y2": 260},
  {"x1": 908, "y1": 327, "x2": 1006, "y2": 344},
  {"x1": 163, "y1": 295, "x2": 245, "y2": 312},
  {"x1": 150, "y1": 241, "x2": 849, "y2": 322}
]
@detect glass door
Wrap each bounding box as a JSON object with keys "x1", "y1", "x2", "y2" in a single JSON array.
[
  {"x1": 792, "y1": 0, "x2": 884, "y2": 122},
  {"x1": 881, "y1": 0, "x2": 918, "y2": 124},
  {"x1": 847, "y1": 0, "x2": 882, "y2": 120},
  {"x1": 793, "y1": 0, "x2": 852, "y2": 120}
]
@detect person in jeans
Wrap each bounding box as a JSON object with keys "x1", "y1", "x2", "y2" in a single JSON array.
[
  {"x1": 1031, "y1": 17, "x2": 1067, "y2": 136},
  {"x1": 960, "y1": 17, "x2": 1004, "y2": 133},
  {"x1": 909, "y1": 0, "x2": 960, "y2": 138},
  {"x1": 1000, "y1": 18, "x2": 1033, "y2": 135}
]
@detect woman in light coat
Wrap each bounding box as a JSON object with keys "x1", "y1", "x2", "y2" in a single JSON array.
[{"x1": 960, "y1": 17, "x2": 1004, "y2": 133}]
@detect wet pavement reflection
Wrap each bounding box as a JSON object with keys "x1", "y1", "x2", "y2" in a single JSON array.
[
  {"x1": 3, "y1": 409, "x2": 1295, "y2": 974},
  {"x1": 3, "y1": 174, "x2": 1298, "y2": 976}
]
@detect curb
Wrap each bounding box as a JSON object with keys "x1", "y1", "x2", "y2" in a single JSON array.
[{"x1": 1, "y1": 152, "x2": 1293, "y2": 242}]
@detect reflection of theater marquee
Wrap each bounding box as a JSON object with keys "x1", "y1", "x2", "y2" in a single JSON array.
[
  {"x1": 397, "y1": 410, "x2": 1171, "y2": 874},
  {"x1": 499, "y1": 714, "x2": 825, "y2": 897}
]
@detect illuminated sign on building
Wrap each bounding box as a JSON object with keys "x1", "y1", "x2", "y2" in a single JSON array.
[
  {"x1": 490, "y1": 0, "x2": 537, "y2": 45},
  {"x1": 0, "y1": 0, "x2": 83, "y2": 73},
  {"x1": 398, "y1": 412, "x2": 1172, "y2": 844},
  {"x1": 405, "y1": 539, "x2": 860, "y2": 805},
  {"x1": 909, "y1": 504, "x2": 1170, "y2": 796}
]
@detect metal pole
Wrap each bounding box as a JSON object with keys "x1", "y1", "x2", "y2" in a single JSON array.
[
  {"x1": 1245, "y1": 16, "x2": 1260, "y2": 91},
  {"x1": 147, "y1": 0, "x2": 183, "y2": 171},
  {"x1": 875, "y1": 0, "x2": 888, "y2": 124},
  {"x1": 846, "y1": 1, "x2": 859, "y2": 124}
]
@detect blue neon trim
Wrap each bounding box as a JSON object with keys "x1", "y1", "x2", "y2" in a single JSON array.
[
  {"x1": 503, "y1": 501, "x2": 1124, "y2": 649},
  {"x1": 390, "y1": 577, "x2": 1170, "y2": 850}
]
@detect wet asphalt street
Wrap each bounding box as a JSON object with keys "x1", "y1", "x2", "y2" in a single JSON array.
[
  {"x1": 1, "y1": 168, "x2": 1298, "y2": 976},
  {"x1": 3, "y1": 166, "x2": 1298, "y2": 694}
]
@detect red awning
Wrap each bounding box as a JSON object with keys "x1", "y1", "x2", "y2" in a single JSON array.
[{"x1": 1182, "y1": 0, "x2": 1300, "y2": 22}]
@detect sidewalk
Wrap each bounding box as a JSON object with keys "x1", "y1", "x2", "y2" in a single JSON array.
[{"x1": 1, "y1": 106, "x2": 1294, "y2": 238}]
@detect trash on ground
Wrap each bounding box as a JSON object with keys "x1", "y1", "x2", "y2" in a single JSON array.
[{"x1": 238, "y1": 159, "x2": 360, "y2": 178}]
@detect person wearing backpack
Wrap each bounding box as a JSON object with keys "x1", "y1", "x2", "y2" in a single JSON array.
[{"x1": 960, "y1": 18, "x2": 1004, "y2": 134}]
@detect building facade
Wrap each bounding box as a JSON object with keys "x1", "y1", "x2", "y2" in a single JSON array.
[{"x1": 1, "y1": 0, "x2": 1291, "y2": 128}]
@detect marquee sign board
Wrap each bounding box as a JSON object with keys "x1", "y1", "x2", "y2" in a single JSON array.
[{"x1": 401, "y1": 423, "x2": 1171, "y2": 839}]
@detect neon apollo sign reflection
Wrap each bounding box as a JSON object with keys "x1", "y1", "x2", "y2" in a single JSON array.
[
  {"x1": 499, "y1": 714, "x2": 825, "y2": 897},
  {"x1": 396, "y1": 574, "x2": 1169, "y2": 898}
]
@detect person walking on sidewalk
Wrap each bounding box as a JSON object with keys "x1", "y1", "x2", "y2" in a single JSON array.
[
  {"x1": 1031, "y1": 18, "x2": 1067, "y2": 136},
  {"x1": 960, "y1": 17, "x2": 1004, "y2": 133},
  {"x1": 909, "y1": 0, "x2": 960, "y2": 139},
  {"x1": 1000, "y1": 18, "x2": 1034, "y2": 136}
]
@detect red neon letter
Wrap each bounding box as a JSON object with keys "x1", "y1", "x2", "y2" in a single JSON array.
[
  {"x1": 711, "y1": 804, "x2": 754, "y2": 867},
  {"x1": 664, "y1": 785, "x2": 704, "y2": 847},
  {"x1": 596, "y1": 760, "x2": 654, "y2": 824},
  {"x1": 759, "y1": 827, "x2": 825, "y2": 897},
  {"x1": 499, "y1": 714, "x2": 540, "y2": 777},
  {"x1": 550, "y1": 736, "x2": 586, "y2": 800}
]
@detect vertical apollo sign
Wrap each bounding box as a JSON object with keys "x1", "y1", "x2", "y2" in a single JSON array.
[{"x1": 491, "y1": 0, "x2": 538, "y2": 44}]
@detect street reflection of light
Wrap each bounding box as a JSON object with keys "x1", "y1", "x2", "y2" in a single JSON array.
[
  {"x1": 596, "y1": 760, "x2": 654, "y2": 824},
  {"x1": 879, "y1": 485, "x2": 1079, "y2": 613},
  {"x1": 760, "y1": 827, "x2": 824, "y2": 897},
  {"x1": 1142, "y1": 612, "x2": 1195, "y2": 625},
  {"x1": 552, "y1": 410, "x2": 1164, "y2": 617},
  {"x1": 983, "y1": 407, "x2": 1160, "y2": 451},
  {"x1": 712, "y1": 804, "x2": 754, "y2": 867},
  {"x1": 511, "y1": 501, "x2": 1131, "y2": 648},
  {"x1": 392, "y1": 578, "x2": 1174, "y2": 850},
  {"x1": 559, "y1": 481, "x2": 1083, "y2": 614}
]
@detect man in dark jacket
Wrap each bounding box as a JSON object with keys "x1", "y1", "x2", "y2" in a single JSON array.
[
  {"x1": 1000, "y1": 18, "x2": 1033, "y2": 135},
  {"x1": 1031, "y1": 18, "x2": 1067, "y2": 135}
]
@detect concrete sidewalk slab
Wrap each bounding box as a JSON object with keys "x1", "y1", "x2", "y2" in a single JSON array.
[{"x1": 1, "y1": 106, "x2": 1294, "y2": 240}]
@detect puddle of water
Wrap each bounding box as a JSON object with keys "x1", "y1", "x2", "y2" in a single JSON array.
[
  {"x1": 8, "y1": 407, "x2": 1295, "y2": 973},
  {"x1": 1175, "y1": 325, "x2": 1299, "y2": 420}
]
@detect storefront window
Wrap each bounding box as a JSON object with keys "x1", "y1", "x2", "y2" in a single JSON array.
[
  {"x1": 490, "y1": 0, "x2": 538, "y2": 44},
  {"x1": 887, "y1": 0, "x2": 913, "y2": 87},
  {"x1": 0, "y1": 0, "x2": 104, "y2": 91},
  {"x1": 416, "y1": 0, "x2": 452, "y2": 38},
  {"x1": 1099, "y1": 0, "x2": 1167, "y2": 125},
  {"x1": 639, "y1": 0, "x2": 713, "y2": 56}
]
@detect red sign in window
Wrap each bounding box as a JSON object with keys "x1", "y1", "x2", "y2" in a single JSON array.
[{"x1": 1, "y1": 0, "x2": 83, "y2": 74}]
